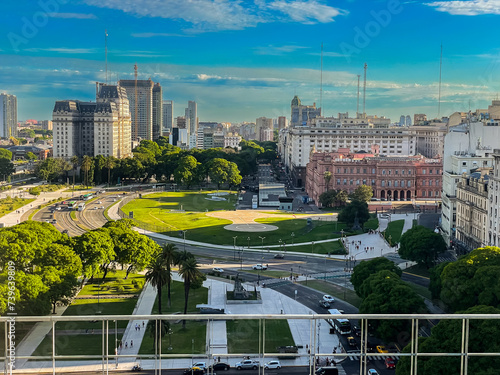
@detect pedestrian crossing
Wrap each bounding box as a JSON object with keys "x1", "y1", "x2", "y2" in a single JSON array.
[{"x1": 346, "y1": 353, "x2": 400, "y2": 361}]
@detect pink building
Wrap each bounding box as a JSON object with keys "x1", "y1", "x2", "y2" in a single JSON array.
[{"x1": 306, "y1": 150, "x2": 442, "y2": 206}]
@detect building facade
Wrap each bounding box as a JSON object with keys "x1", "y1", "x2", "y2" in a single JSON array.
[
  {"x1": 305, "y1": 150, "x2": 442, "y2": 206},
  {"x1": 488, "y1": 150, "x2": 500, "y2": 247},
  {"x1": 118, "y1": 79, "x2": 155, "y2": 141},
  {"x1": 455, "y1": 171, "x2": 490, "y2": 252},
  {"x1": 290, "y1": 95, "x2": 321, "y2": 127},
  {"x1": 152, "y1": 83, "x2": 162, "y2": 141},
  {"x1": 40, "y1": 120, "x2": 53, "y2": 131},
  {"x1": 52, "y1": 84, "x2": 132, "y2": 159},
  {"x1": 162, "y1": 100, "x2": 173, "y2": 131},
  {"x1": 0, "y1": 93, "x2": 17, "y2": 138},
  {"x1": 256, "y1": 117, "x2": 273, "y2": 142}
]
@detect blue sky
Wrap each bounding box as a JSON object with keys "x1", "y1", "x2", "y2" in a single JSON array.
[{"x1": 1, "y1": 0, "x2": 500, "y2": 123}]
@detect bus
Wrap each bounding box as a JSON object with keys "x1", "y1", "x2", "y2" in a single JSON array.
[
  {"x1": 62, "y1": 201, "x2": 78, "y2": 210},
  {"x1": 80, "y1": 193, "x2": 93, "y2": 201},
  {"x1": 327, "y1": 309, "x2": 351, "y2": 335},
  {"x1": 78, "y1": 203, "x2": 85, "y2": 211}
]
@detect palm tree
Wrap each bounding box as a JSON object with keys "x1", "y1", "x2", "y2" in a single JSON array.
[
  {"x1": 104, "y1": 156, "x2": 116, "y2": 187},
  {"x1": 324, "y1": 171, "x2": 332, "y2": 192},
  {"x1": 145, "y1": 256, "x2": 169, "y2": 314},
  {"x1": 178, "y1": 257, "x2": 203, "y2": 328},
  {"x1": 81, "y1": 155, "x2": 92, "y2": 189},
  {"x1": 159, "y1": 243, "x2": 178, "y2": 308},
  {"x1": 70, "y1": 156, "x2": 79, "y2": 190},
  {"x1": 147, "y1": 319, "x2": 170, "y2": 350}
]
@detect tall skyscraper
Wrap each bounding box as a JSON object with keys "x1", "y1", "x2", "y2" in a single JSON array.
[
  {"x1": 256, "y1": 117, "x2": 273, "y2": 141},
  {"x1": 162, "y1": 100, "x2": 174, "y2": 131},
  {"x1": 186, "y1": 101, "x2": 197, "y2": 135},
  {"x1": 118, "y1": 78, "x2": 154, "y2": 141},
  {"x1": 278, "y1": 116, "x2": 288, "y2": 130},
  {"x1": 400, "y1": 115, "x2": 406, "y2": 126},
  {"x1": 152, "y1": 83, "x2": 162, "y2": 141},
  {"x1": 0, "y1": 93, "x2": 18, "y2": 138},
  {"x1": 52, "y1": 83, "x2": 132, "y2": 159},
  {"x1": 406, "y1": 115, "x2": 412, "y2": 126}
]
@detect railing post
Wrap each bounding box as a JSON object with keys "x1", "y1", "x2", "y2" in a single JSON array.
[{"x1": 52, "y1": 321, "x2": 55, "y2": 375}]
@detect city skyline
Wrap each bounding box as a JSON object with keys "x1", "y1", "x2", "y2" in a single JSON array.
[{"x1": 2, "y1": 0, "x2": 500, "y2": 122}]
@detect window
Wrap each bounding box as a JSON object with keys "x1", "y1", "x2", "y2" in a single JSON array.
[
  {"x1": 408, "y1": 181, "x2": 411, "y2": 187},
  {"x1": 423, "y1": 169, "x2": 426, "y2": 174},
  {"x1": 381, "y1": 181, "x2": 385, "y2": 187},
  {"x1": 350, "y1": 179, "x2": 353, "y2": 185},
  {"x1": 382, "y1": 169, "x2": 386, "y2": 175},
  {"x1": 423, "y1": 191, "x2": 426, "y2": 197},
  {"x1": 388, "y1": 181, "x2": 392, "y2": 187}
]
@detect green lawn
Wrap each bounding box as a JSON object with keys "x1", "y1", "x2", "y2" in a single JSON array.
[
  {"x1": 287, "y1": 240, "x2": 344, "y2": 255},
  {"x1": 152, "y1": 280, "x2": 208, "y2": 315},
  {"x1": 299, "y1": 279, "x2": 362, "y2": 308},
  {"x1": 79, "y1": 270, "x2": 145, "y2": 296},
  {"x1": 0, "y1": 197, "x2": 35, "y2": 217},
  {"x1": 382, "y1": 219, "x2": 405, "y2": 245},
  {"x1": 32, "y1": 333, "x2": 121, "y2": 356},
  {"x1": 226, "y1": 319, "x2": 295, "y2": 354}
]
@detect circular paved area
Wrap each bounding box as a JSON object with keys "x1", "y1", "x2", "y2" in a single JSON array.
[{"x1": 224, "y1": 223, "x2": 279, "y2": 232}]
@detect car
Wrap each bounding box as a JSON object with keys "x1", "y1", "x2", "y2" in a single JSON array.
[
  {"x1": 274, "y1": 253, "x2": 284, "y2": 259},
  {"x1": 322, "y1": 295, "x2": 335, "y2": 303},
  {"x1": 183, "y1": 367, "x2": 204, "y2": 375},
  {"x1": 252, "y1": 264, "x2": 267, "y2": 270},
  {"x1": 315, "y1": 367, "x2": 339, "y2": 375},
  {"x1": 347, "y1": 336, "x2": 357, "y2": 347},
  {"x1": 93, "y1": 207, "x2": 99, "y2": 210},
  {"x1": 319, "y1": 300, "x2": 331, "y2": 308},
  {"x1": 97, "y1": 201, "x2": 102, "y2": 204},
  {"x1": 213, "y1": 267, "x2": 224, "y2": 273},
  {"x1": 192, "y1": 362, "x2": 207, "y2": 371},
  {"x1": 235, "y1": 359, "x2": 259, "y2": 370},
  {"x1": 55, "y1": 206, "x2": 62, "y2": 210},
  {"x1": 352, "y1": 325, "x2": 361, "y2": 336},
  {"x1": 100, "y1": 206, "x2": 105, "y2": 209},
  {"x1": 264, "y1": 360, "x2": 281, "y2": 370},
  {"x1": 385, "y1": 358, "x2": 396, "y2": 369},
  {"x1": 376, "y1": 345, "x2": 389, "y2": 353},
  {"x1": 210, "y1": 362, "x2": 230, "y2": 371},
  {"x1": 367, "y1": 369, "x2": 379, "y2": 375}
]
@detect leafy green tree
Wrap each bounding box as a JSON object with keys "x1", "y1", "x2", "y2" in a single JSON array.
[
  {"x1": 28, "y1": 187, "x2": 41, "y2": 196},
  {"x1": 174, "y1": 155, "x2": 199, "y2": 188},
  {"x1": 80, "y1": 155, "x2": 93, "y2": 188},
  {"x1": 104, "y1": 156, "x2": 116, "y2": 187},
  {"x1": 338, "y1": 199, "x2": 370, "y2": 227},
  {"x1": 227, "y1": 161, "x2": 242, "y2": 187},
  {"x1": 35, "y1": 157, "x2": 71, "y2": 183},
  {"x1": 0, "y1": 158, "x2": 16, "y2": 181},
  {"x1": 178, "y1": 257, "x2": 205, "y2": 327},
  {"x1": 207, "y1": 158, "x2": 229, "y2": 189},
  {"x1": 73, "y1": 229, "x2": 115, "y2": 282},
  {"x1": 145, "y1": 256, "x2": 169, "y2": 314},
  {"x1": 359, "y1": 270, "x2": 426, "y2": 342},
  {"x1": 19, "y1": 129, "x2": 36, "y2": 138},
  {"x1": 350, "y1": 184, "x2": 373, "y2": 202},
  {"x1": 323, "y1": 171, "x2": 332, "y2": 192},
  {"x1": 428, "y1": 261, "x2": 450, "y2": 300},
  {"x1": 351, "y1": 258, "x2": 402, "y2": 296},
  {"x1": 399, "y1": 225, "x2": 447, "y2": 268},
  {"x1": 70, "y1": 155, "x2": 79, "y2": 187},
  {"x1": 440, "y1": 246, "x2": 500, "y2": 312},
  {"x1": 396, "y1": 305, "x2": 500, "y2": 375},
  {"x1": 319, "y1": 189, "x2": 347, "y2": 208},
  {"x1": 25, "y1": 151, "x2": 37, "y2": 161},
  {"x1": 0, "y1": 148, "x2": 12, "y2": 160}
]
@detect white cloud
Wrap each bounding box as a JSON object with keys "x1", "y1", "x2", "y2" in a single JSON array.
[
  {"x1": 24, "y1": 48, "x2": 96, "y2": 54},
  {"x1": 83, "y1": 0, "x2": 347, "y2": 32},
  {"x1": 425, "y1": 0, "x2": 500, "y2": 16},
  {"x1": 48, "y1": 12, "x2": 97, "y2": 19},
  {"x1": 254, "y1": 44, "x2": 308, "y2": 55}
]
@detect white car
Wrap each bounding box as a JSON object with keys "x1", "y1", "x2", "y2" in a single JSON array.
[
  {"x1": 213, "y1": 267, "x2": 224, "y2": 273},
  {"x1": 322, "y1": 295, "x2": 335, "y2": 303},
  {"x1": 192, "y1": 362, "x2": 207, "y2": 371},
  {"x1": 252, "y1": 264, "x2": 268, "y2": 270},
  {"x1": 264, "y1": 360, "x2": 281, "y2": 370},
  {"x1": 97, "y1": 201, "x2": 102, "y2": 204},
  {"x1": 367, "y1": 369, "x2": 379, "y2": 375}
]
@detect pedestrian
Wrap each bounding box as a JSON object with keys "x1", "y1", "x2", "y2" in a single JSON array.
[
  {"x1": 142, "y1": 321, "x2": 145, "y2": 328},
  {"x1": 326, "y1": 357, "x2": 329, "y2": 366},
  {"x1": 333, "y1": 346, "x2": 337, "y2": 353},
  {"x1": 119, "y1": 342, "x2": 122, "y2": 349},
  {"x1": 125, "y1": 342, "x2": 128, "y2": 349},
  {"x1": 131, "y1": 340, "x2": 133, "y2": 348},
  {"x1": 138, "y1": 325, "x2": 140, "y2": 332}
]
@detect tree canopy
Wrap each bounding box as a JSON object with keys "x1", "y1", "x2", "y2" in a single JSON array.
[
  {"x1": 319, "y1": 189, "x2": 348, "y2": 208},
  {"x1": 350, "y1": 258, "x2": 403, "y2": 296},
  {"x1": 398, "y1": 225, "x2": 446, "y2": 268},
  {"x1": 350, "y1": 184, "x2": 373, "y2": 202},
  {"x1": 338, "y1": 199, "x2": 370, "y2": 227}
]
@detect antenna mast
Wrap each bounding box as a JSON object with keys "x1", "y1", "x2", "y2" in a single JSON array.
[
  {"x1": 320, "y1": 43, "x2": 323, "y2": 114},
  {"x1": 438, "y1": 43, "x2": 443, "y2": 119},
  {"x1": 134, "y1": 64, "x2": 138, "y2": 140},
  {"x1": 363, "y1": 63, "x2": 367, "y2": 118},
  {"x1": 356, "y1": 75, "x2": 360, "y2": 119},
  {"x1": 105, "y1": 30, "x2": 108, "y2": 84}
]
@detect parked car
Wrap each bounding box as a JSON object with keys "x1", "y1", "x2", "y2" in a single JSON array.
[
  {"x1": 376, "y1": 345, "x2": 389, "y2": 353},
  {"x1": 210, "y1": 362, "x2": 230, "y2": 371},
  {"x1": 347, "y1": 336, "x2": 357, "y2": 347},
  {"x1": 385, "y1": 358, "x2": 396, "y2": 369},
  {"x1": 274, "y1": 253, "x2": 284, "y2": 259},
  {"x1": 252, "y1": 264, "x2": 267, "y2": 270},
  {"x1": 322, "y1": 295, "x2": 335, "y2": 303},
  {"x1": 235, "y1": 359, "x2": 259, "y2": 370},
  {"x1": 315, "y1": 367, "x2": 339, "y2": 375},
  {"x1": 213, "y1": 267, "x2": 224, "y2": 273},
  {"x1": 319, "y1": 300, "x2": 331, "y2": 308},
  {"x1": 264, "y1": 360, "x2": 281, "y2": 370},
  {"x1": 367, "y1": 369, "x2": 379, "y2": 375},
  {"x1": 183, "y1": 367, "x2": 204, "y2": 375},
  {"x1": 192, "y1": 362, "x2": 207, "y2": 371}
]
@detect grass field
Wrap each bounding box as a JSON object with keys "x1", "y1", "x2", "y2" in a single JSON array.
[
  {"x1": 382, "y1": 219, "x2": 405, "y2": 245},
  {"x1": 78, "y1": 270, "x2": 145, "y2": 296},
  {"x1": 226, "y1": 319, "x2": 295, "y2": 354},
  {"x1": 287, "y1": 240, "x2": 344, "y2": 255},
  {"x1": 299, "y1": 279, "x2": 362, "y2": 308},
  {"x1": 0, "y1": 197, "x2": 35, "y2": 218}
]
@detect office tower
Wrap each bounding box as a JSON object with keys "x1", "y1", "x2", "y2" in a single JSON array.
[
  {"x1": 290, "y1": 95, "x2": 321, "y2": 127},
  {"x1": 400, "y1": 115, "x2": 406, "y2": 126},
  {"x1": 40, "y1": 120, "x2": 53, "y2": 131},
  {"x1": 278, "y1": 116, "x2": 288, "y2": 130},
  {"x1": 152, "y1": 83, "x2": 162, "y2": 141},
  {"x1": 0, "y1": 93, "x2": 18, "y2": 138},
  {"x1": 52, "y1": 83, "x2": 132, "y2": 159},
  {"x1": 256, "y1": 117, "x2": 273, "y2": 141},
  {"x1": 186, "y1": 101, "x2": 198, "y2": 135},
  {"x1": 163, "y1": 100, "x2": 173, "y2": 131},
  {"x1": 406, "y1": 115, "x2": 412, "y2": 126},
  {"x1": 118, "y1": 78, "x2": 154, "y2": 141}
]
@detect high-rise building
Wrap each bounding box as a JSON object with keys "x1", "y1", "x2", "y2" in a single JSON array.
[
  {"x1": 290, "y1": 95, "x2": 321, "y2": 127},
  {"x1": 118, "y1": 78, "x2": 155, "y2": 141},
  {"x1": 0, "y1": 93, "x2": 17, "y2": 138},
  {"x1": 186, "y1": 101, "x2": 197, "y2": 135},
  {"x1": 52, "y1": 83, "x2": 132, "y2": 159},
  {"x1": 162, "y1": 100, "x2": 173, "y2": 131},
  {"x1": 406, "y1": 115, "x2": 412, "y2": 126},
  {"x1": 152, "y1": 83, "x2": 162, "y2": 141},
  {"x1": 278, "y1": 116, "x2": 288, "y2": 130},
  {"x1": 256, "y1": 117, "x2": 273, "y2": 142},
  {"x1": 40, "y1": 120, "x2": 53, "y2": 131},
  {"x1": 399, "y1": 115, "x2": 406, "y2": 126}
]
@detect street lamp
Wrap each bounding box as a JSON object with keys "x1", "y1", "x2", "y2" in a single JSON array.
[
  {"x1": 290, "y1": 267, "x2": 293, "y2": 279},
  {"x1": 247, "y1": 237, "x2": 250, "y2": 248},
  {"x1": 291, "y1": 232, "x2": 295, "y2": 246},
  {"x1": 233, "y1": 236, "x2": 238, "y2": 260},
  {"x1": 182, "y1": 230, "x2": 187, "y2": 251},
  {"x1": 259, "y1": 236, "x2": 266, "y2": 248},
  {"x1": 168, "y1": 329, "x2": 173, "y2": 350},
  {"x1": 311, "y1": 241, "x2": 315, "y2": 254}
]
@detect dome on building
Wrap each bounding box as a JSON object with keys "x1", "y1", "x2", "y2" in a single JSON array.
[{"x1": 291, "y1": 95, "x2": 301, "y2": 106}]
